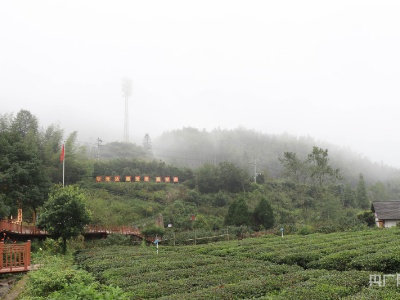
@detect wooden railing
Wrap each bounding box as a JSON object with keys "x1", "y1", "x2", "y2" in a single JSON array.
[
  {"x1": 0, "y1": 220, "x2": 154, "y2": 242},
  {"x1": 0, "y1": 240, "x2": 31, "y2": 273},
  {"x1": 85, "y1": 225, "x2": 141, "y2": 235},
  {"x1": 85, "y1": 225, "x2": 155, "y2": 242},
  {"x1": 0, "y1": 220, "x2": 46, "y2": 235}
]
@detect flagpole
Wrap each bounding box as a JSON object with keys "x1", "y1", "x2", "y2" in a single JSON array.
[
  {"x1": 62, "y1": 153, "x2": 65, "y2": 188},
  {"x1": 63, "y1": 143, "x2": 65, "y2": 187},
  {"x1": 60, "y1": 143, "x2": 65, "y2": 187}
]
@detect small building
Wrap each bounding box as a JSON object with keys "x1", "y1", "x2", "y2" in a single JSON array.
[{"x1": 372, "y1": 201, "x2": 400, "y2": 228}]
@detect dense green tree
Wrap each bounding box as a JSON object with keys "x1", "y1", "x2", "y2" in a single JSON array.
[
  {"x1": 37, "y1": 185, "x2": 91, "y2": 253},
  {"x1": 196, "y1": 164, "x2": 221, "y2": 193},
  {"x1": 279, "y1": 152, "x2": 307, "y2": 183},
  {"x1": 218, "y1": 162, "x2": 247, "y2": 193},
  {"x1": 100, "y1": 141, "x2": 147, "y2": 159},
  {"x1": 11, "y1": 109, "x2": 39, "y2": 140},
  {"x1": 357, "y1": 210, "x2": 375, "y2": 227},
  {"x1": 0, "y1": 194, "x2": 10, "y2": 219},
  {"x1": 253, "y1": 198, "x2": 274, "y2": 230},
  {"x1": 307, "y1": 146, "x2": 341, "y2": 186},
  {"x1": 163, "y1": 200, "x2": 197, "y2": 230},
  {"x1": 39, "y1": 124, "x2": 64, "y2": 183},
  {"x1": 196, "y1": 162, "x2": 248, "y2": 194},
  {"x1": 224, "y1": 198, "x2": 251, "y2": 226},
  {"x1": 356, "y1": 173, "x2": 369, "y2": 209},
  {"x1": 342, "y1": 184, "x2": 356, "y2": 208},
  {"x1": 62, "y1": 131, "x2": 92, "y2": 184},
  {"x1": 0, "y1": 120, "x2": 50, "y2": 219},
  {"x1": 368, "y1": 181, "x2": 389, "y2": 202}
]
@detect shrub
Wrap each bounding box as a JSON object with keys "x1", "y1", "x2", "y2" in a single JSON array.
[
  {"x1": 297, "y1": 225, "x2": 314, "y2": 235},
  {"x1": 141, "y1": 225, "x2": 165, "y2": 238},
  {"x1": 308, "y1": 250, "x2": 363, "y2": 271},
  {"x1": 47, "y1": 282, "x2": 132, "y2": 299},
  {"x1": 94, "y1": 233, "x2": 132, "y2": 246},
  {"x1": 21, "y1": 255, "x2": 95, "y2": 298}
]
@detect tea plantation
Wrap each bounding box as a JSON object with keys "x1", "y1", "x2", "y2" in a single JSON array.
[{"x1": 73, "y1": 228, "x2": 400, "y2": 299}]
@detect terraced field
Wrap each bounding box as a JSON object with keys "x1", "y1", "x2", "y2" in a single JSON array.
[{"x1": 75, "y1": 229, "x2": 400, "y2": 299}]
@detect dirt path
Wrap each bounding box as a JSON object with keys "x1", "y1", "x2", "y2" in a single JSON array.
[{"x1": 1, "y1": 275, "x2": 28, "y2": 300}]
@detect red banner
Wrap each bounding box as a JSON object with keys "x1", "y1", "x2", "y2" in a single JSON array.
[{"x1": 95, "y1": 175, "x2": 179, "y2": 183}]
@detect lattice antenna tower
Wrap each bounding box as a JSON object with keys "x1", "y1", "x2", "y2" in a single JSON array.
[{"x1": 121, "y1": 78, "x2": 133, "y2": 143}]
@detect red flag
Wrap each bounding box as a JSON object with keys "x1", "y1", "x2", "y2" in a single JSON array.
[{"x1": 60, "y1": 144, "x2": 65, "y2": 162}]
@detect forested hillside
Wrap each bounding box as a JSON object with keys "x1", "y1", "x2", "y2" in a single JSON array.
[
  {"x1": 2, "y1": 110, "x2": 400, "y2": 235},
  {"x1": 153, "y1": 127, "x2": 400, "y2": 185}
]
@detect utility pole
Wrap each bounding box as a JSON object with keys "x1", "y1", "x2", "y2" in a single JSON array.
[
  {"x1": 96, "y1": 137, "x2": 102, "y2": 160},
  {"x1": 254, "y1": 158, "x2": 257, "y2": 183},
  {"x1": 249, "y1": 158, "x2": 258, "y2": 183}
]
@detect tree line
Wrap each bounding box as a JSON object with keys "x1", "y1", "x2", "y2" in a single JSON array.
[{"x1": 1, "y1": 109, "x2": 394, "y2": 239}]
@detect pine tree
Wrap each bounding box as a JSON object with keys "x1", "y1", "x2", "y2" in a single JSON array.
[
  {"x1": 224, "y1": 198, "x2": 251, "y2": 226},
  {"x1": 356, "y1": 173, "x2": 369, "y2": 209},
  {"x1": 143, "y1": 133, "x2": 152, "y2": 152},
  {"x1": 253, "y1": 198, "x2": 274, "y2": 230}
]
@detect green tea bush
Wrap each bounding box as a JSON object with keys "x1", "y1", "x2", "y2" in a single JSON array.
[
  {"x1": 71, "y1": 229, "x2": 400, "y2": 299},
  {"x1": 308, "y1": 250, "x2": 363, "y2": 271},
  {"x1": 342, "y1": 286, "x2": 400, "y2": 299},
  {"x1": 277, "y1": 250, "x2": 322, "y2": 268},
  {"x1": 349, "y1": 250, "x2": 400, "y2": 273},
  {"x1": 46, "y1": 282, "x2": 132, "y2": 300},
  {"x1": 21, "y1": 256, "x2": 95, "y2": 298},
  {"x1": 297, "y1": 225, "x2": 314, "y2": 235}
]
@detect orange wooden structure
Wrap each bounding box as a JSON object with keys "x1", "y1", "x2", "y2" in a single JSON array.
[
  {"x1": 85, "y1": 225, "x2": 154, "y2": 242},
  {"x1": 0, "y1": 220, "x2": 46, "y2": 235},
  {"x1": 0, "y1": 240, "x2": 31, "y2": 273},
  {"x1": 0, "y1": 220, "x2": 154, "y2": 243}
]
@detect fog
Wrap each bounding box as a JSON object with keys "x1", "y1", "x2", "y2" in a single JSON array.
[{"x1": 1, "y1": 1, "x2": 400, "y2": 167}]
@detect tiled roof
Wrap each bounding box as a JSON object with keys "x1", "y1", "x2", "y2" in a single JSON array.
[{"x1": 372, "y1": 201, "x2": 400, "y2": 220}]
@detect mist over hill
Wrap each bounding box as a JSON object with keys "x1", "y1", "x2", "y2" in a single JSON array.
[{"x1": 151, "y1": 127, "x2": 400, "y2": 186}]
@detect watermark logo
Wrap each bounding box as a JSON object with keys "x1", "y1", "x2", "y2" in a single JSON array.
[{"x1": 369, "y1": 274, "x2": 400, "y2": 287}]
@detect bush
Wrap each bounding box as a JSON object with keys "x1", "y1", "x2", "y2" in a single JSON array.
[
  {"x1": 297, "y1": 225, "x2": 314, "y2": 235},
  {"x1": 47, "y1": 282, "x2": 132, "y2": 299},
  {"x1": 308, "y1": 250, "x2": 363, "y2": 271},
  {"x1": 357, "y1": 211, "x2": 375, "y2": 227},
  {"x1": 21, "y1": 255, "x2": 95, "y2": 298},
  {"x1": 42, "y1": 238, "x2": 63, "y2": 255},
  {"x1": 141, "y1": 225, "x2": 165, "y2": 238},
  {"x1": 94, "y1": 233, "x2": 132, "y2": 246}
]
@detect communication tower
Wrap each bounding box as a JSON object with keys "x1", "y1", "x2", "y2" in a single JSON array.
[{"x1": 121, "y1": 78, "x2": 132, "y2": 143}]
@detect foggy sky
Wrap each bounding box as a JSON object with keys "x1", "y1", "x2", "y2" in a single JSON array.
[{"x1": 1, "y1": 1, "x2": 400, "y2": 167}]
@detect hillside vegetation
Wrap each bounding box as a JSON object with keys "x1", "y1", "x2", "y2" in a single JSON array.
[
  {"x1": 2, "y1": 110, "x2": 400, "y2": 233},
  {"x1": 153, "y1": 127, "x2": 400, "y2": 185},
  {"x1": 74, "y1": 228, "x2": 400, "y2": 299}
]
